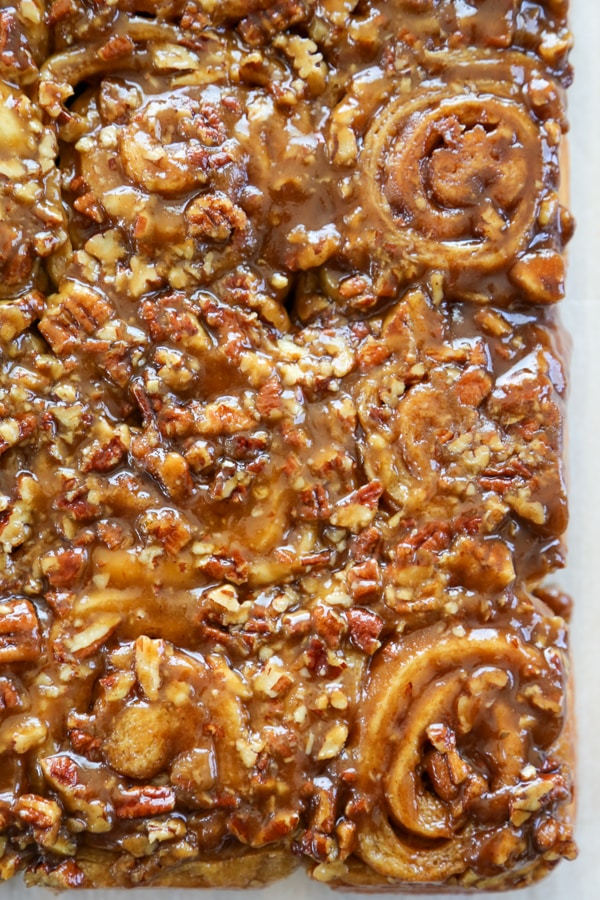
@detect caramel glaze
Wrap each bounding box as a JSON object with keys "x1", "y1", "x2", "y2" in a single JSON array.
[{"x1": 0, "y1": 0, "x2": 576, "y2": 891}]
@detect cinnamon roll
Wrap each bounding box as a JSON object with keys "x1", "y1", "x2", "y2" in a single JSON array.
[
  {"x1": 335, "y1": 52, "x2": 571, "y2": 303},
  {"x1": 348, "y1": 611, "x2": 575, "y2": 887},
  {"x1": 0, "y1": 0, "x2": 576, "y2": 891}
]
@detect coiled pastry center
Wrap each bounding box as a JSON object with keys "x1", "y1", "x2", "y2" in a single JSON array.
[
  {"x1": 384, "y1": 667, "x2": 521, "y2": 840},
  {"x1": 351, "y1": 621, "x2": 569, "y2": 881},
  {"x1": 364, "y1": 88, "x2": 543, "y2": 273},
  {"x1": 420, "y1": 119, "x2": 525, "y2": 212}
]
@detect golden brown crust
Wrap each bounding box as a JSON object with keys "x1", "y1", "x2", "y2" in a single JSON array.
[
  {"x1": 23, "y1": 846, "x2": 297, "y2": 889},
  {"x1": 0, "y1": 0, "x2": 576, "y2": 891}
]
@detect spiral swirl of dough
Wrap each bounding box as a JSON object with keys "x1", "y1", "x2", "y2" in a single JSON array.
[
  {"x1": 351, "y1": 619, "x2": 572, "y2": 883},
  {"x1": 39, "y1": 17, "x2": 183, "y2": 102},
  {"x1": 360, "y1": 80, "x2": 545, "y2": 281}
]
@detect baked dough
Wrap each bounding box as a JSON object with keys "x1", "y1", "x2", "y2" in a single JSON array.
[{"x1": 0, "y1": 0, "x2": 576, "y2": 890}]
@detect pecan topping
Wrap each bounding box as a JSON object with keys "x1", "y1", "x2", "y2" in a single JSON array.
[
  {"x1": 0, "y1": 0, "x2": 576, "y2": 891},
  {"x1": 0, "y1": 600, "x2": 41, "y2": 663}
]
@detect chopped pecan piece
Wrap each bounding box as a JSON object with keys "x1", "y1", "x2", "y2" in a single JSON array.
[
  {"x1": 297, "y1": 484, "x2": 332, "y2": 520},
  {"x1": 0, "y1": 10, "x2": 37, "y2": 83},
  {"x1": 25, "y1": 859, "x2": 86, "y2": 889},
  {"x1": 39, "y1": 286, "x2": 113, "y2": 355},
  {"x1": 347, "y1": 559, "x2": 381, "y2": 600},
  {"x1": 345, "y1": 608, "x2": 384, "y2": 654},
  {"x1": 0, "y1": 676, "x2": 20, "y2": 710},
  {"x1": 0, "y1": 599, "x2": 41, "y2": 663},
  {"x1": 114, "y1": 786, "x2": 176, "y2": 819},
  {"x1": 98, "y1": 34, "x2": 135, "y2": 62},
  {"x1": 40, "y1": 547, "x2": 88, "y2": 588},
  {"x1": 15, "y1": 794, "x2": 62, "y2": 832},
  {"x1": 138, "y1": 508, "x2": 192, "y2": 555},
  {"x1": 186, "y1": 193, "x2": 248, "y2": 242}
]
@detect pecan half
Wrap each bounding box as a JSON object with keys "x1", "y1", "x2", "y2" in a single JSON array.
[{"x1": 0, "y1": 599, "x2": 41, "y2": 663}]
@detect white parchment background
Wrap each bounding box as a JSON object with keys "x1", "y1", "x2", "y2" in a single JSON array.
[{"x1": 2, "y1": 0, "x2": 599, "y2": 897}]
